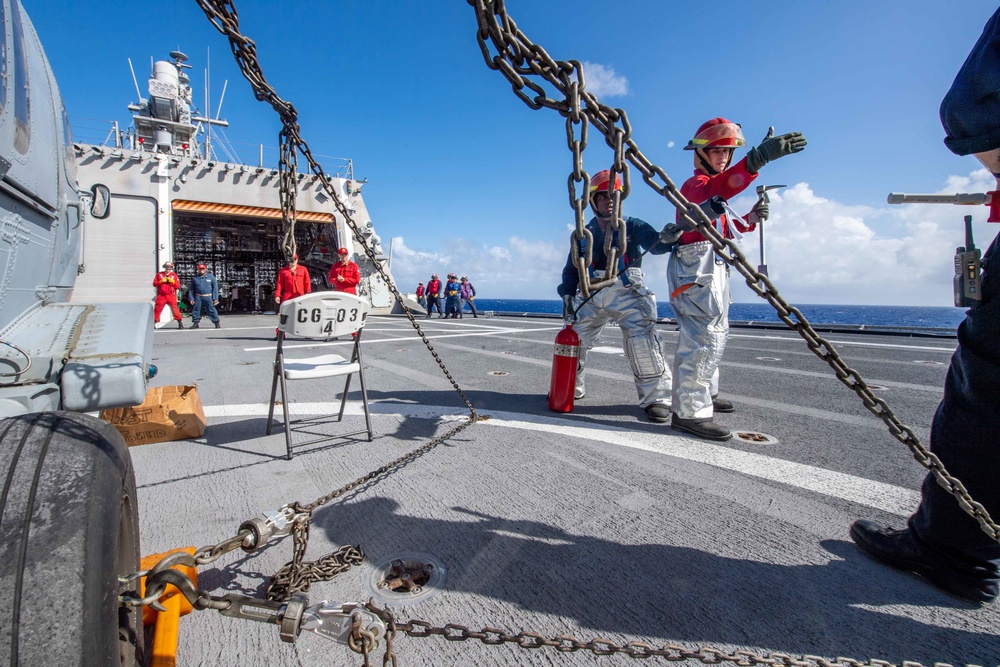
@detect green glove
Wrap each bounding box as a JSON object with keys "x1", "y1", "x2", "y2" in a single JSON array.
[
  {"x1": 745, "y1": 127, "x2": 807, "y2": 174},
  {"x1": 748, "y1": 200, "x2": 769, "y2": 225}
]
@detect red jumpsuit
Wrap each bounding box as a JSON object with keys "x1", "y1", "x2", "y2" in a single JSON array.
[
  {"x1": 676, "y1": 157, "x2": 758, "y2": 244},
  {"x1": 328, "y1": 261, "x2": 360, "y2": 295},
  {"x1": 153, "y1": 271, "x2": 183, "y2": 322},
  {"x1": 275, "y1": 264, "x2": 312, "y2": 303}
]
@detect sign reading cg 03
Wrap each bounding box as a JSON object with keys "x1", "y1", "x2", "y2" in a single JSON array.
[{"x1": 291, "y1": 302, "x2": 365, "y2": 338}]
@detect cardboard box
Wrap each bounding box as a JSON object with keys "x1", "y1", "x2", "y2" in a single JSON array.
[{"x1": 101, "y1": 385, "x2": 207, "y2": 446}]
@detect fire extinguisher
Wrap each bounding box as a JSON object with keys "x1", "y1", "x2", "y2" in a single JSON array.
[{"x1": 548, "y1": 323, "x2": 580, "y2": 413}]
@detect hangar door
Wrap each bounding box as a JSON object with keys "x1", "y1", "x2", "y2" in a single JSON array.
[{"x1": 70, "y1": 197, "x2": 157, "y2": 304}]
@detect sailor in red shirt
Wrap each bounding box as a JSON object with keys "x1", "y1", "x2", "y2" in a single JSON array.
[
  {"x1": 275, "y1": 254, "x2": 311, "y2": 305},
  {"x1": 328, "y1": 247, "x2": 360, "y2": 295},
  {"x1": 153, "y1": 261, "x2": 184, "y2": 329},
  {"x1": 668, "y1": 118, "x2": 805, "y2": 441},
  {"x1": 273, "y1": 254, "x2": 311, "y2": 339}
]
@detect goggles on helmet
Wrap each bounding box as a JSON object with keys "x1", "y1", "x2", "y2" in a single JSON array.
[{"x1": 684, "y1": 122, "x2": 746, "y2": 150}]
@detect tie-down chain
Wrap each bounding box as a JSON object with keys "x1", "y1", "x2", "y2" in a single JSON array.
[{"x1": 119, "y1": 1, "x2": 995, "y2": 666}]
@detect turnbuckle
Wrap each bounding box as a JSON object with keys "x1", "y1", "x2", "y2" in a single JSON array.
[
  {"x1": 301, "y1": 601, "x2": 387, "y2": 651},
  {"x1": 238, "y1": 505, "x2": 310, "y2": 552},
  {"x1": 217, "y1": 594, "x2": 386, "y2": 649}
]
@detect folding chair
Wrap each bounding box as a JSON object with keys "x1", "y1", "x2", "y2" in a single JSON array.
[{"x1": 266, "y1": 291, "x2": 372, "y2": 459}]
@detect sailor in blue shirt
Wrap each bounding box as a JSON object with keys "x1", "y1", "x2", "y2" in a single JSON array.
[{"x1": 188, "y1": 263, "x2": 221, "y2": 329}]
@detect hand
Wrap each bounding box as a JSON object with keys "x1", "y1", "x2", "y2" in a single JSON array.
[
  {"x1": 336, "y1": 275, "x2": 344, "y2": 282},
  {"x1": 747, "y1": 199, "x2": 769, "y2": 225},
  {"x1": 659, "y1": 223, "x2": 684, "y2": 246},
  {"x1": 214, "y1": 300, "x2": 219, "y2": 305},
  {"x1": 745, "y1": 127, "x2": 807, "y2": 174},
  {"x1": 561, "y1": 294, "x2": 575, "y2": 320},
  {"x1": 275, "y1": 296, "x2": 281, "y2": 304}
]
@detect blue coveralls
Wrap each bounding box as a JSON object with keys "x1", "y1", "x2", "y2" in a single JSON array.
[
  {"x1": 189, "y1": 273, "x2": 221, "y2": 325},
  {"x1": 906, "y1": 7, "x2": 1000, "y2": 598}
]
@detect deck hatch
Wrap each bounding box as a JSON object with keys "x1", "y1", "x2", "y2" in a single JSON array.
[{"x1": 367, "y1": 552, "x2": 446, "y2": 606}]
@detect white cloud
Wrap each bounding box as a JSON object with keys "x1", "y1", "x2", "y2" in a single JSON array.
[
  {"x1": 581, "y1": 61, "x2": 628, "y2": 98},
  {"x1": 387, "y1": 235, "x2": 565, "y2": 299},
  {"x1": 385, "y1": 168, "x2": 997, "y2": 306}
]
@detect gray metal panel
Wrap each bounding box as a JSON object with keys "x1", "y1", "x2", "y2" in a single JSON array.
[
  {"x1": 70, "y1": 196, "x2": 157, "y2": 303},
  {"x1": 60, "y1": 302, "x2": 153, "y2": 411}
]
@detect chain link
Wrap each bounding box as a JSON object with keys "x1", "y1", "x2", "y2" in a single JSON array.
[
  {"x1": 468, "y1": 0, "x2": 1000, "y2": 545},
  {"x1": 363, "y1": 605, "x2": 964, "y2": 667}
]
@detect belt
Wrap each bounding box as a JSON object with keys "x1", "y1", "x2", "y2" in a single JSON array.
[{"x1": 196, "y1": 294, "x2": 213, "y2": 297}]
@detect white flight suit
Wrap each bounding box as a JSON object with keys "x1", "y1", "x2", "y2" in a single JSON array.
[
  {"x1": 667, "y1": 241, "x2": 730, "y2": 419},
  {"x1": 573, "y1": 267, "x2": 672, "y2": 408}
]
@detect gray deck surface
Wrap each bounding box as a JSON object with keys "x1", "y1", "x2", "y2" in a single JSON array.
[{"x1": 132, "y1": 313, "x2": 1000, "y2": 666}]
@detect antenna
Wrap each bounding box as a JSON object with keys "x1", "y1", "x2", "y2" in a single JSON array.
[
  {"x1": 215, "y1": 80, "x2": 228, "y2": 121},
  {"x1": 127, "y1": 58, "x2": 142, "y2": 102},
  {"x1": 204, "y1": 47, "x2": 211, "y2": 161}
]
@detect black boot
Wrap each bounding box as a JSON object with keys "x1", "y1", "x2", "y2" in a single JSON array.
[
  {"x1": 670, "y1": 414, "x2": 732, "y2": 441},
  {"x1": 214, "y1": 321, "x2": 221, "y2": 329},
  {"x1": 850, "y1": 519, "x2": 998, "y2": 602},
  {"x1": 711, "y1": 395, "x2": 735, "y2": 413},
  {"x1": 177, "y1": 320, "x2": 185, "y2": 329},
  {"x1": 191, "y1": 322, "x2": 200, "y2": 329},
  {"x1": 643, "y1": 403, "x2": 671, "y2": 423}
]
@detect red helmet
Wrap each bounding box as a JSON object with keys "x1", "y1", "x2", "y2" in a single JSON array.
[
  {"x1": 684, "y1": 118, "x2": 746, "y2": 150},
  {"x1": 197, "y1": 263, "x2": 207, "y2": 270},
  {"x1": 589, "y1": 170, "x2": 623, "y2": 194}
]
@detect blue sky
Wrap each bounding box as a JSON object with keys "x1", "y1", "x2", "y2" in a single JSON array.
[{"x1": 29, "y1": 0, "x2": 1000, "y2": 305}]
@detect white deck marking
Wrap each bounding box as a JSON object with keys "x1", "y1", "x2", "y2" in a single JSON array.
[{"x1": 203, "y1": 401, "x2": 919, "y2": 516}]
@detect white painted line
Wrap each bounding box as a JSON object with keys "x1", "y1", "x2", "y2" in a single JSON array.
[
  {"x1": 242, "y1": 325, "x2": 563, "y2": 352},
  {"x1": 203, "y1": 401, "x2": 919, "y2": 516}
]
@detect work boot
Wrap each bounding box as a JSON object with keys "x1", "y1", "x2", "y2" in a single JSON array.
[
  {"x1": 214, "y1": 321, "x2": 221, "y2": 329},
  {"x1": 177, "y1": 320, "x2": 184, "y2": 329},
  {"x1": 644, "y1": 403, "x2": 671, "y2": 423},
  {"x1": 191, "y1": 322, "x2": 200, "y2": 329},
  {"x1": 711, "y1": 395, "x2": 735, "y2": 413},
  {"x1": 850, "y1": 519, "x2": 998, "y2": 602},
  {"x1": 670, "y1": 414, "x2": 732, "y2": 441}
]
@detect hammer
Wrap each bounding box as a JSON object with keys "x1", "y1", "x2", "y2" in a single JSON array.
[{"x1": 754, "y1": 184, "x2": 786, "y2": 277}]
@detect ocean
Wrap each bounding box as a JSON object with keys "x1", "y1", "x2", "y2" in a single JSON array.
[{"x1": 472, "y1": 299, "x2": 967, "y2": 334}]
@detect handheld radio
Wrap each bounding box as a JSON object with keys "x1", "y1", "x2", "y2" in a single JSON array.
[{"x1": 953, "y1": 215, "x2": 982, "y2": 308}]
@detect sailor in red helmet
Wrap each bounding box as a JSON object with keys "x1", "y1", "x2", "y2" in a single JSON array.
[
  {"x1": 668, "y1": 118, "x2": 806, "y2": 440},
  {"x1": 152, "y1": 260, "x2": 184, "y2": 329},
  {"x1": 556, "y1": 170, "x2": 674, "y2": 423},
  {"x1": 328, "y1": 247, "x2": 360, "y2": 295}
]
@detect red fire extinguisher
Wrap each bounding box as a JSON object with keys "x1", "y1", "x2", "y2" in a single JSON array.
[{"x1": 548, "y1": 323, "x2": 580, "y2": 412}]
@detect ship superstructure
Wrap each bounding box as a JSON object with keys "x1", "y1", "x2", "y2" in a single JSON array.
[{"x1": 70, "y1": 51, "x2": 396, "y2": 313}]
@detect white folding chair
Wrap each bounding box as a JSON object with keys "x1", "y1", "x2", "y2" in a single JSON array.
[{"x1": 266, "y1": 292, "x2": 372, "y2": 459}]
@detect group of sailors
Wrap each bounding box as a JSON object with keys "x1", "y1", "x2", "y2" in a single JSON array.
[
  {"x1": 418, "y1": 273, "x2": 479, "y2": 318},
  {"x1": 559, "y1": 117, "x2": 804, "y2": 442}
]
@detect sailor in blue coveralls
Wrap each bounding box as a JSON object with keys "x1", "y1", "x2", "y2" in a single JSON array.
[
  {"x1": 850, "y1": 7, "x2": 1000, "y2": 603},
  {"x1": 188, "y1": 263, "x2": 221, "y2": 329}
]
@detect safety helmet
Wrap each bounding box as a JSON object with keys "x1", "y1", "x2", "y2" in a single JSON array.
[
  {"x1": 684, "y1": 118, "x2": 746, "y2": 151},
  {"x1": 197, "y1": 263, "x2": 207, "y2": 270},
  {"x1": 163, "y1": 261, "x2": 173, "y2": 268},
  {"x1": 588, "y1": 170, "x2": 623, "y2": 195}
]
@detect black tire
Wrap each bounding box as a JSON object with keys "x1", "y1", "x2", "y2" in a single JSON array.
[{"x1": 0, "y1": 411, "x2": 143, "y2": 666}]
